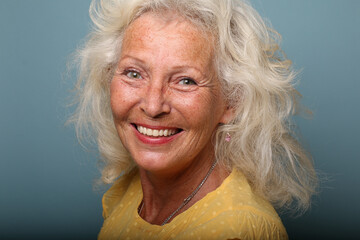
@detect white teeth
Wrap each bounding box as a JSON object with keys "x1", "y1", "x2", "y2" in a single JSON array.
[
  {"x1": 136, "y1": 125, "x2": 178, "y2": 137},
  {"x1": 139, "y1": 126, "x2": 144, "y2": 134},
  {"x1": 147, "y1": 128, "x2": 152, "y2": 135}
]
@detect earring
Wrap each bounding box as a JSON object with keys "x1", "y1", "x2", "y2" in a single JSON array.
[{"x1": 225, "y1": 133, "x2": 231, "y2": 142}]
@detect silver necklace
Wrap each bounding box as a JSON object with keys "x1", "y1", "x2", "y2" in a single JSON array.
[{"x1": 138, "y1": 160, "x2": 217, "y2": 226}]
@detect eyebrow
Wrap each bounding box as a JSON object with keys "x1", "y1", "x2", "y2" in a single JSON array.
[{"x1": 118, "y1": 55, "x2": 146, "y2": 65}]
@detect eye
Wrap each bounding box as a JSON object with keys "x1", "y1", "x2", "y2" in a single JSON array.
[
  {"x1": 179, "y1": 78, "x2": 197, "y2": 85},
  {"x1": 126, "y1": 71, "x2": 142, "y2": 79}
]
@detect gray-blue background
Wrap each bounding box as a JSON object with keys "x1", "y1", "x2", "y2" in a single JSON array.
[{"x1": 1, "y1": 0, "x2": 359, "y2": 239}]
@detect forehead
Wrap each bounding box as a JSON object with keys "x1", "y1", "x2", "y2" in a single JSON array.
[{"x1": 121, "y1": 12, "x2": 214, "y2": 68}]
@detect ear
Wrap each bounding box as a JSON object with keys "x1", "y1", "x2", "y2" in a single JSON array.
[{"x1": 219, "y1": 106, "x2": 235, "y2": 124}]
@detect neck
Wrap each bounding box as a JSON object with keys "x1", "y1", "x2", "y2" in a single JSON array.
[{"x1": 138, "y1": 156, "x2": 230, "y2": 225}]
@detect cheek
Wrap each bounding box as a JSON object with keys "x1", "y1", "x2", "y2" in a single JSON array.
[
  {"x1": 110, "y1": 79, "x2": 135, "y2": 120},
  {"x1": 176, "y1": 90, "x2": 224, "y2": 126},
  {"x1": 110, "y1": 81, "x2": 121, "y2": 117}
]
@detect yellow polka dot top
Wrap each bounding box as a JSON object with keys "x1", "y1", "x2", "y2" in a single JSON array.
[{"x1": 98, "y1": 169, "x2": 288, "y2": 240}]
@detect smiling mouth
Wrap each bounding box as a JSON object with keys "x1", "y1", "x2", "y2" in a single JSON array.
[{"x1": 133, "y1": 124, "x2": 182, "y2": 137}]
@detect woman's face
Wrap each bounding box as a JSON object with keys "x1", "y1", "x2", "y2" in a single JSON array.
[{"x1": 111, "y1": 13, "x2": 232, "y2": 176}]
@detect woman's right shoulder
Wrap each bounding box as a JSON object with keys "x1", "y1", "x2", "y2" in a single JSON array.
[{"x1": 101, "y1": 168, "x2": 139, "y2": 219}]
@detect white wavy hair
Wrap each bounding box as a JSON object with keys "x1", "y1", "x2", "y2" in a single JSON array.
[{"x1": 70, "y1": 0, "x2": 317, "y2": 212}]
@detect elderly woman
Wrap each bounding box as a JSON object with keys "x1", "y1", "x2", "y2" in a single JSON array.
[{"x1": 71, "y1": 0, "x2": 317, "y2": 239}]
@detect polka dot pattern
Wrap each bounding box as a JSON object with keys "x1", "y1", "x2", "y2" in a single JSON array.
[{"x1": 98, "y1": 169, "x2": 288, "y2": 240}]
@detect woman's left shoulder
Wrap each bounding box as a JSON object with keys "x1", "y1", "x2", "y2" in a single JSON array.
[
  {"x1": 224, "y1": 169, "x2": 288, "y2": 239},
  {"x1": 179, "y1": 205, "x2": 288, "y2": 240},
  {"x1": 214, "y1": 208, "x2": 288, "y2": 240},
  {"x1": 182, "y1": 169, "x2": 288, "y2": 239}
]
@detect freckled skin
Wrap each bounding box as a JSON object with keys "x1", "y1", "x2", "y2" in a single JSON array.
[{"x1": 111, "y1": 12, "x2": 233, "y2": 200}]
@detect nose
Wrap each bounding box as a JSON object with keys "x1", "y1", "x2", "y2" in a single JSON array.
[{"x1": 140, "y1": 82, "x2": 170, "y2": 118}]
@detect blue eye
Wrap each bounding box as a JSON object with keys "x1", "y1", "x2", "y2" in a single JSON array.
[
  {"x1": 126, "y1": 71, "x2": 142, "y2": 79},
  {"x1": 179, "y1": 78, "x2": 196, "y2": 85}
]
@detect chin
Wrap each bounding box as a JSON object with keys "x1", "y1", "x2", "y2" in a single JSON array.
[{"x1": 132, "y1": 152, "x2": 171, "y2": 171}]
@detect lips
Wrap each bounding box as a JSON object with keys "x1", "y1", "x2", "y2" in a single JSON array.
[{"x1": 133, "y1": 124, "x2": 182, "y2": 138}]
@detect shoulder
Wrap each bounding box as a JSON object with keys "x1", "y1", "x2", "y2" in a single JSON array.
[
  {"x1": 179, "y1": 169, "x2": 288, "y2": 239},
  {"x1": 181, "y1": 209, "x2": 288, "y2": 240},
  {"x1": 224, "y1": 169, "x2": 287, "y2": 239},
  {"x1": 225, "y1": 169, "x2": 283, "y2": 221},
  {"x1": 211, "y1": 209, "x2": 288, "y2": 240},
  {"x1": 101, "y1": 168, "x2": 139, "y2": 219}
]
